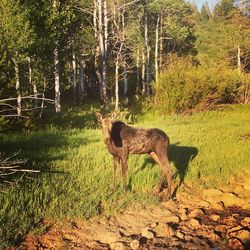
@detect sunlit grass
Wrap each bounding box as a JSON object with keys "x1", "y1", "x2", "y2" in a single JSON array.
[{"x1": 0, "y1": 104, "x2": 250, "y2": 247}]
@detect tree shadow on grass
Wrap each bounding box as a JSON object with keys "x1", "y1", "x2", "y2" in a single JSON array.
[
  {"x1": 0, "y1": 131, "x2": 97, "y2": 185},
  {"x1": 128, "y1": 143, "x2": 198, "y2": 193}
]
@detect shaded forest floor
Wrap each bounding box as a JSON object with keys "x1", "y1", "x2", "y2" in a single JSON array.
[{"x1": 19, "y1": 172, "x2": 250, "y2": 250}]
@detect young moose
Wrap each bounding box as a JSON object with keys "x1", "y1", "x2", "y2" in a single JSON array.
[{"x1": 96, "y1": 112, "x2": 173, "y2": 198}]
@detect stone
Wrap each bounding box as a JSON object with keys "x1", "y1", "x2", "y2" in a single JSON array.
[
  {"x1": 188, "y1": 208, "x2": 204, "y2": 219},
  {"x1": 227, "y1": 237, "x2": 244, "y2": 250},
  {"x1": 210, "y1": 202, "x2": 225, "y2": 211},
  {"x1": 231, "y1": 230, "x2": 250, "y2": 241},
  {"x1": 130, "y1": 239, "x2": 140, "y2": 250},
  {"x1": 155, "y1": 223, "x2": 174, "y2": 238},
  {"x1": 98, "y1": 232, "x2": 121, "y2": 244},
  {"x1": 176, "y1": 230, "x2": 185, "y2": 239},
  {"x1": 241, "y1": 217, "x2": 250, "y2": 227},
  {"x1": 110, "y1": 241, "x2": 125, "y2": 250},
  {"x1": 197, "y1": 200, "x2": 210, "y2": 208},
  {"x1": 203, "y1": 189, "x2": 224, "y2": 197},
  {"x1": 189, "y1": 218, "x2": 200, "y2": 227},
  {"x1": 179, "y1": 208, "x2": 188, "y2": 221},
  {"x1": 210, "y1": 214, "x2": 220, "y2": 221},
  {"x1": 165, "y1": 215, "x2": 180, "y2": 224},
  {"x1": 141, "y1": 228, "x2": 155, "y2": 239}
]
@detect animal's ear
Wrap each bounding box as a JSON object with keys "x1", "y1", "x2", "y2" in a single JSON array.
[{"x1": 95, "y1": 112, "x2": 103, "y2": 122}]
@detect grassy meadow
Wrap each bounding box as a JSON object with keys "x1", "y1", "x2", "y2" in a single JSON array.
[{"x1": 0, "y1": 104, "x2": 250, "y2": 246}]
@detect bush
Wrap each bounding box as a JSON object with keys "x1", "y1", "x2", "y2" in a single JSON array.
[{"x1": 152, "y1": 65, "x2": 250, "y2": 113}]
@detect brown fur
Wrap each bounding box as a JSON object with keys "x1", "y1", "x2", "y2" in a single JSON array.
[{"x1": 96, "y1": 112, "x2": 173, "y2": 198}]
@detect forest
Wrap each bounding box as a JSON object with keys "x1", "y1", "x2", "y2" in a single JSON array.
[
  {"x1": 0, "y1": 0, "x2": 249, "y2": 122},
  {"x1": 0, "y1": 0, "x2": 250, "y2": 248}
]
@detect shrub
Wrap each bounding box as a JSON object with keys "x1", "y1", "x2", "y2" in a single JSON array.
[{"x1": 152, "y1": 65, "x2": 250, "y2": 113}]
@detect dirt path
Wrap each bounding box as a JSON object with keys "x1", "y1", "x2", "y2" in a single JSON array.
[{"x1": 19, "y1": 175, "x2": 250, "y2": 250}]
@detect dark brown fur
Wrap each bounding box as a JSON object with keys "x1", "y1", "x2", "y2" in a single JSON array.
[{"x1": 96, "y1": 112, "x2": 173, "y2": 198}]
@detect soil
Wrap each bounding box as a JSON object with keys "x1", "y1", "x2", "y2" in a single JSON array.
[{"x1": 17, "y1": 174, "x2": 250, "y2": 250}]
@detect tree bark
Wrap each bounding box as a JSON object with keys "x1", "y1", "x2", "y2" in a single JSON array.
[
  {"x1": 79, "y1": 55, "x2": 85, "y2": 103},
  {"x1": 115, "y1": 55, "x2": 119, "y2": 111},
  {"x1": 142, "y1": 49, "x2": 146, "y2": 95},
  {"x1": 54, "y1": 46, "x2": 61, "y2": 114},
  {"x1": 28, "y1": 57, "x2": 38, "y2": 107},
  {"x1": 136, "y1": 48, "x2": 140, "y2": 93},
  {"x1": 155, "y1": 14, "x2": 160, "y2": 82},
  {"x1": 145, "y1": 12, "x2": 151, "y2": 96},
  {"x1": 14, "y1": 59, "x2": 21, "y2": 116},
  {"x1": 159, "y1": 12, "x2": 163, "y2": 72},
  {"x1": 72, "y1": 48, "x2": 77, "y2": 104},
  {"x1": 237, "y1": 45, "x2": 241, "y2": 74}
]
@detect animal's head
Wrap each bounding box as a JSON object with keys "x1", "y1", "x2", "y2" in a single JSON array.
[{"x1": 95, "y1": 112, "x2": 113, "y2": 144}]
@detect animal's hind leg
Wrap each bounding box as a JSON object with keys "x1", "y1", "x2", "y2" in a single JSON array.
[
  {"x1": 113, "y1": 156, "x2": 120, "y2": 191},
  {"x1": 153, "y1": 150, "x2": 173, "y2": 198},
  {"x1": 121, "y1": 154, "x2": 128, "y2": 192},
  {"x1": 149, "y1": 152, "x2": 165, "y2": 193}
]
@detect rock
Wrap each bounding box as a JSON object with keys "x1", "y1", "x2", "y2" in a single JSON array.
[
  {"x1": 210, "y1": 231, "x2": 221, "y2": 242},
  {"x1": 176, "y1": 230, "x2": 185, "y2": 239},
  {"x1": 98, "y1": 232, "x2": 121, "y2": 244},
  {"x1": 165, "y1": 215, "x2": 180, "y2": 224},
  {"x1": 241, "y1": 217, "x2": 250, "y2": 227},
  {"x1": 130, "y1": 239, "x2": 140, "y2": 250},
  {"x1": 141, "y1": 228, "x2": 155, "y2": 239},
  {"x1": 230, "y1": 230, "x2": 250, "y2": 241},
  {"x1": 228, "y1": 225, "x2": 242, "y2": 234},
  {"x1": 110, "y1": 241, "x2": 125, "y2": 250},
  {"x1": 210, "y1": 214, "x2": 220, "y2": 221},
  {"x1": 227, "y1": 237, "x2": 244, "y2": 250},
  {"x1": 210, "y1": 201, "x2": 225, "y2": 211},
  {"x1": 203, "y1": 189, "x2": 223, "y2": 197},
  {"x1": 179, "y1": 208, "x2": 188, "y2": 221},
  {"x1": 188, "y1": 208, "x2": 204, "y2": 219},
  {"x1": 197, "y1": 200, "x2": 210, "y2": 208},
  {"x1": 155, "y1": 223, "x2": 174, "y2": 237},
  {"x1": 189, "y1": 218, "x2": 200, "y2": 227}
]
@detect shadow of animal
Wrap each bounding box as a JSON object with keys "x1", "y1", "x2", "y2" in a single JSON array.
[{"x1": 96, "y1": 112, "x2": 174, "y2": 198}]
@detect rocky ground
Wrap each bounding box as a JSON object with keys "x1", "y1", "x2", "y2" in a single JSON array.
[{"x1": 19, "y1": 173, "x2": 250, "y2": 250}]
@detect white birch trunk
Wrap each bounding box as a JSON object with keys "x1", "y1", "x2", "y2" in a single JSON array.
[
  {"x1": 145, "y1": 13, "x2": 151, "y2": 96},
  {"x1": 39, "y1": 78, "x2": 47, "y2": 118},
  {"x1": 14, "y1": 59, "x2": 21, "y2": 116},
  {"x1": 159, "y1": 13, "x2": 163, "y2": 72}
]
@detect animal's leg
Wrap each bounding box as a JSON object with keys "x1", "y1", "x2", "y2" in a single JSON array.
[
  {"x1": 113, "y1": 156, "x2": 120, "y2": 191},
  {"x1": 154, "y1": 150, "x2": 173, "y2": 198},
  {"x1": 149, "y1": 152, "x2": 165, "y2": 193},
  {"x1": 121, "y1": 154, "x2": 128, "y2": 192}
]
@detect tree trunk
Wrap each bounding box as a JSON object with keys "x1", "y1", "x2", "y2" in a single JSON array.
[
  {"x1": 72, "y1": 48, "x2": 77, "y2": 104},
  {"x1": 136, "y1": 48, "x2": 140, "y2": 93},
  {"x1": 115, "y1": 55, "x2": 119, "y2": 111},
  {"x1": 159, "y1": 12, "x2": 163, "y2": 72},
  {"x1": 155, "y1": 15, "x2": 160, "y2": 82},
  {"x1": 28, "y1": 57, "x2": 38, "y2": 107},
  {"x1": 14, "y1": 59, "x2": 21, "y2": 116},
  {"x1": 237, "y1": 45, "x2": 241, "y2": 74},
  {"x1": 79, "y1": 55, "x2": 85, "y2": 103},
  {"x1": 145, "y1": 13, "x2": 151, "y2": 96},
  {"x1": 54, "y1": 46, "x2": 61, "y2": 114},
  {"x1": 142, "y1": 49, "x2": 146, "y2": 95},
  {"x1": 39, "y1": 78, "x2": 47, "y2": 118}
]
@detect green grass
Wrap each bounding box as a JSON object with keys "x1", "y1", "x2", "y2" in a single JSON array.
[{"x1": 0, "y1": 104, "x2": 250, "y2": 247}]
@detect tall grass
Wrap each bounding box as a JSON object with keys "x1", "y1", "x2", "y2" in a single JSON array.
[{"x1": 0, "y1": 104, "x2": 250, "y2": 247}]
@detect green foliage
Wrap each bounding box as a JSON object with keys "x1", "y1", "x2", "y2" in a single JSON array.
[{"x1": 152, "y1": 65, "x2": 250, "y2": 113}]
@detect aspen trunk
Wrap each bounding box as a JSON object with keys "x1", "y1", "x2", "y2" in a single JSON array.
[
  {"x1": 79, "y1": 55, "x2": 85, "y2": 103},
  {"x1": 72, "y1": 48, "x2": 77, "y2": 104},
  {"x1": 237, "y1": 45, "x2": 241, "y2": 74},
  {"x1": 155, "y1": 15, "x2": 160, "y2": 82},
  {"x1": 39, "y1": 78, "x2": 46, "y2": 118},
  {"x1": 136, "y1": 48, "x2": 140, "y2": 93},
  {"x1": 142, "y1": 50, "x2": 146, "y2": 95},
  {"x1": 14, "y1": 59, "x2": 21, "y2": 116},
  {"x1": 28, "y1": 57, "x2": 38, "y2": 106},
  {"x1": 115, "y1": 56, "x2": 119, "y2": 111},
  {"x1": 159, "y1": 13, "x2": 163, "y2": 72},
  {"x1": 145, "y1": 13, "x2": 151, "y2": 96},
  {"x1": 54, "y1": 46, "x2": 61, "y2": 114}
]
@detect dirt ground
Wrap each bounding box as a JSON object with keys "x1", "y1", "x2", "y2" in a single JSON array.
[{"x1": 18, "y1": 174, "x2": 250, "y2": 250}]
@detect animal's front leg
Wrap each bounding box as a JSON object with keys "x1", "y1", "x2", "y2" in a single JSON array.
[
  {"x1": 113, "y1": 156, "x2": 119, "y2": 191},
  {"x1": 121, "y1": 154, "x2": 128, "y2": 192}
]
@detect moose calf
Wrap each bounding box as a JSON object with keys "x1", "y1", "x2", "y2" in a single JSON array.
[{"x1": 96, "y1": 112, "x2": 173, "y2": 198}]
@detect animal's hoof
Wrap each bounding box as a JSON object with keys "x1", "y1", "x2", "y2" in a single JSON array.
[{"x1": 153, "y1": 186, "x2": 161, "y2": 195}]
